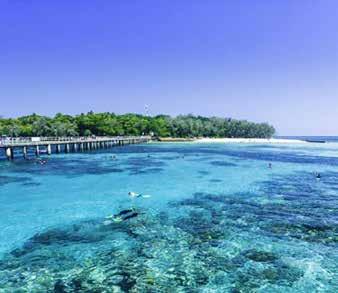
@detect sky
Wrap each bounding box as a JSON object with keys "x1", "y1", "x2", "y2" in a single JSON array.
[{"x1": 1, "y1": 1, "x2": 338, "y2": 135}]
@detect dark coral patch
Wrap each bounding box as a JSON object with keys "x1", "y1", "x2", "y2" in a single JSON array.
[
  {"x1": 210, "y1": 161, "x2": 236, "y2": 167},
  {"x1": 209, "y1": 179, "x2": 222, "y2": 183}
]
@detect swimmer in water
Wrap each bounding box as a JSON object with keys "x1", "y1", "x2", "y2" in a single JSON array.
[
  {"x1": 128, "y1": 192, "x2": 141, "y2": 198},
  {"x1": 123, "y1": 212, "x2": 138, "y2": 221},
  {"x1": 128, "y1": 192, "x2": 151, "y2": 198},
  {"x1": 268, "y1": 163, "x2": 272, "y2": 169},
  {"x1": 315, "y1": 172, "x2": 321, "y2": 180},
  {"x1": 36, "y1": 159, "x2": 47, "y2": 165}
]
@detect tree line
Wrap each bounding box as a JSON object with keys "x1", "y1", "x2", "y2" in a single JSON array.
[{"x1": 0, "y1": 112, "x2": 275, "y2": 138}]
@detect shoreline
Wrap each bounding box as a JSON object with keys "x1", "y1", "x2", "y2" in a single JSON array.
[
  {"x1": 157, "y1": 137, "x2": 196, "y2": 142},
  {"x1": 194, "y1": 138, "x2": 306, "y2": 144},
  {"x1": 156, "y1": 137, "x2": 307, "y2": 144}
]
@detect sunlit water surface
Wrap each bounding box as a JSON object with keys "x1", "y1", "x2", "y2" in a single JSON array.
[{"x1": 0, "y1": 142, "x2": 337, "y2": 292}]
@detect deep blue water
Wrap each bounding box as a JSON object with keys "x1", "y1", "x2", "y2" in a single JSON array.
[{"x1": 0, "y1": 142, "x2": 337, "y2": 292}]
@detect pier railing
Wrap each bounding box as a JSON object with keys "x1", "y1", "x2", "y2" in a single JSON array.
[{"x1": 0, "y1": 136, "x2": 150, "y2": 146}]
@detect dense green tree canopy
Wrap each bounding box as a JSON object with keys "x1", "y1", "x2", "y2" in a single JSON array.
[{"x1": 0, "y1": 113, "x2": 275, "y2": 138}]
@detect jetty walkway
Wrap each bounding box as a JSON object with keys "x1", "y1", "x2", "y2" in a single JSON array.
[{"x1": 0, "y1": 136, "x2": 150, "y2": 160}]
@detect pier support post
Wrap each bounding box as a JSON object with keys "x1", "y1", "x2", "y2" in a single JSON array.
[
  {"x1": 65, "y1": 144, "x2": 70, "y2": 153},
  {"x1": 35, "y1": 146, "x2": 40, "y2": 157},
  {"x1": 23, "y1": 146, "x2": 27, "y2": 159},
  {"x1": 73, "y1": 143, "x2": 78, "y2": 152},
  {"x1": 6, "y1": 147, "x2": 13, "y2": 160},
  {"x1": 47, "y1": 144, "x2": 52, "y2": 155},
  {"x1": 56, "y1": 144, "x2": 61, "y2": 153},
  {"x1": 80, "y1": 143, "x2": 84, "y2": 151},
  {"x1": 87, "y1": 142, "x2": 91, "y2": 150}
]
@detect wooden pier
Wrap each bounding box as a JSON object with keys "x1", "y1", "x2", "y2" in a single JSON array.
[{"x1": 0, "y1": 136, "x2": 151, "y2": 160}]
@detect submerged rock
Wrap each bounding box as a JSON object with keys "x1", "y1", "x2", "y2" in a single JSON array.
[
  {"x1": 243, "y1": 249, "x2": 278, "y2": 263},
  {"x1": 54, "y1": 279, "x2": 66, "y2": 293}
]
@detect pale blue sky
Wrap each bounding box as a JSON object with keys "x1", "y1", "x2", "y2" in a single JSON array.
[{"x1": 1, "y1": 1, "x2": 338, "y2": 135}]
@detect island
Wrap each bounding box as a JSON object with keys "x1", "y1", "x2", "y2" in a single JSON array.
[{"x1": 0, "y1": 112, "x2": 275, "y2": 139}]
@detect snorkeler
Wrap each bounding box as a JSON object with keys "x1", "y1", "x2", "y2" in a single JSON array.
[
  {"x1": 114, "y1": 208, "x2": 135, "y2": 216},
  {"x1": 128, "y1": 191, "x2": 142, "y2": 198},
  {"x1": 128, "y1": 192, "x2": 151, "y2": 198},
  {"x1": 105, "y1": 208, "x2": 139, "y2": 224},
  {"x1": 36, "y1": 159, "x2": 47, "y2": 165},
  {"x1": 123, "y1": 212, "x2": 139, "y2": 221}
]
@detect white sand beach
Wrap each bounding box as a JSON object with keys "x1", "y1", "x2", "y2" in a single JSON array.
[{"x1": 194, "y1": 138, "x2": 306, "y2": 144}]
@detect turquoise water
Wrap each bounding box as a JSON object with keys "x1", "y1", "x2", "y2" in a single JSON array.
[{"x1": 0, "y1": 142, "x2": 338, "y2": 292}]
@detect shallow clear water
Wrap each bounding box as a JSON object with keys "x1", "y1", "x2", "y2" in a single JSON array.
[{"x1": 0, "y1": 142, "x2": 337, "y2": 292}]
